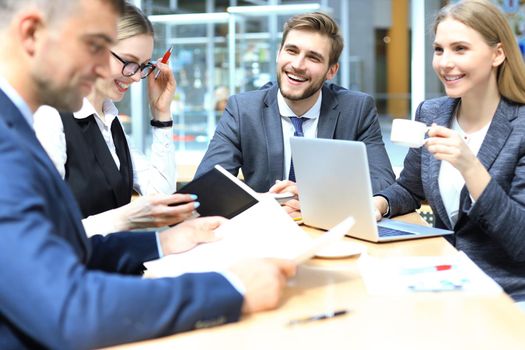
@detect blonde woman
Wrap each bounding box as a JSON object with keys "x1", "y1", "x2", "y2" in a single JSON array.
[
  {"x1": 34, "y1": 3, "x2": 193, "y2": 235},
  {"x1": 374, "y1": 0, "x2": 525, "y2": 305}
]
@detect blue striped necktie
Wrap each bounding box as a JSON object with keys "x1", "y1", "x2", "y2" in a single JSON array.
[{"x1": 288, "y1": 116, "x2": 308, "y2": 182}]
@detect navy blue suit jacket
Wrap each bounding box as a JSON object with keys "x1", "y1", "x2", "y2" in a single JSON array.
[
  {"x1": 380, "y1": 97, "x2": 525, "y2": 301},
  {"x1": 196, "y1": 82, "x2": 395, "y2": 193},
  {"x1": 0, "y1": 89, "x2": 243, "y2": 349}
]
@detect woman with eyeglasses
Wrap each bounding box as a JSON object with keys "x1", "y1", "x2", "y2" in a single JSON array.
[{"x1": 33, "y1": 3, "x2": 196, "y2": 236}]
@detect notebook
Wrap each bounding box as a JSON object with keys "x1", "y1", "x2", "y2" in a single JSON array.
[
  {"x1": 176, "y1": 165, "x2": 259, "y2": 219},
  {"x1": 289, "y1": 137, "x2": 453, "y2": 242}
]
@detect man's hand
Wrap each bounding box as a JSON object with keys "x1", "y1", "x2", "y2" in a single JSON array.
[
  {"x1": 269, "y1": 180, "x2": 302, "y2": 219},
  {"x1": 159, "y1": 216, "x2": 228, "y2": 255},
  {"x1": 228, "y1": 258, "x2": 296, "y2": 314},
  {"x1": 268, "y1": 180, "x2": 298, "y2": 196}
]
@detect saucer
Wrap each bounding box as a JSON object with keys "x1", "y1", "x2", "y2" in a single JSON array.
[{"x1": 315, "y1": 240, "x2": 366, "y2": 259}]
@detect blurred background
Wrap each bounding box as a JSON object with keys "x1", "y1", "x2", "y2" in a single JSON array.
[{"x1": 118, "y1": 0, "x2": 525, "y2": 180}]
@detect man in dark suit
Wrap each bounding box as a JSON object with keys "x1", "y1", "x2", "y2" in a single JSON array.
[
  {"x1": 0, "y1": 1, "x2": 295, "y2": 349},
  {"x1": 196, "y1": 12, "x2": 395, "y2": 195}
]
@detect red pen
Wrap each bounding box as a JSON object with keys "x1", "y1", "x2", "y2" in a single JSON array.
[{"x1": 154, "y1": 46, "x2": 173, "y2": 79}]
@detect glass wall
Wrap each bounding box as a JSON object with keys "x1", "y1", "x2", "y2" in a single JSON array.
[{"x1": 117, "y1": 0, "x2": 524, "y2": 181}]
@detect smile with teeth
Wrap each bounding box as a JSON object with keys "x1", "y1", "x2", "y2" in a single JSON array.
[
  {"x1": 115, "y1": 80, "x2": 129, "y2": 90},
  {"x1": 286, "y1": 72, "x2": 307, "y2": 82},
  {"x1": 444, "y1": 74, "x2": 464, "y2": 82}
]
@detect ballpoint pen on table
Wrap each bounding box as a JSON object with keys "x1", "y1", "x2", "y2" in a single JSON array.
[
  {"x1": 154, "y1": 46, "x2": 173, "y2": 79},
  {"x1": 287, "y1": 309, "x2": 349, "y2": 326}
]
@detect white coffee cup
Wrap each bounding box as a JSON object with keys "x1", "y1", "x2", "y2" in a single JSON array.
[{"x1": 390, "y1": 119, "x2": 430, "y2": 148}]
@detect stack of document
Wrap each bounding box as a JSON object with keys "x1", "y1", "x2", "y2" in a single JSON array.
[
  {"x1": 358, "y1": 251, "x2": 502, "y2": 295},
  {"x1": 145, "y1": 195, "x2": 354, "y2": 278}
]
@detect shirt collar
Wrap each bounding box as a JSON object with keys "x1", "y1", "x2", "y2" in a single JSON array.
[
  {"x1": 0, "y1": 76, "x2": 34, "y2": 127},
  {"x1": 73, "y1": 97, "x2": 119, "y2": 127},
  {"x1": 277, "y1": 89, "x2": 322, "y2": 120}
]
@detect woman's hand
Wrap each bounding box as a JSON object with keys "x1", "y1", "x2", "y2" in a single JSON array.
[
  {"x1": 373, "y1": 196, "x2": 388, "y2": 221},
  {"x1": 425, "y1": 124, "x2": 478, "y2": 173},
  {"x1": 159, "y1": 216, "x2": 228, "y2": 255},
  {"x1": 425, "y1": 123, "x2": 491, "y2": 201},
  {"x1": 147, "y1": 61, "x2": 176, "y2": 121},
  {"x1": 113, "y1": 193, "x2": 197, "y2": 231}
]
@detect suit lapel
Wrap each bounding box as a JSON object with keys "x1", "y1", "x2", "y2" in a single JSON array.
[
  {"x1": 317, "y1": 84, "x2": 340, "y2": 139},
  {"x1": 425, "y1": 98, "x2": 458, "y2": 229},
  {"x1": 455, "y1": 98, "x2": 515, "y2": 225},
  {"x1": 262, "y1": 86, "x2": 286, "y2": 180},
  {"x1": 0, "y1": 90, "x2": 89, "y2": 253},
  {"x1": 475, "y1": 99, "x2": 514, "y2": 170}
]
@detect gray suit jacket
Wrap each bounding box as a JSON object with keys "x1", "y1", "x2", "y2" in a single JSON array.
[
  {"x1": 380, "y1": 97, "x2": 525, "y2": 301},
  {"x1": 196, "y1": 82, "x2": 395, "y2": 193}
]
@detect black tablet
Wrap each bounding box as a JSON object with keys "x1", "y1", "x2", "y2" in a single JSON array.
[{"x1": 176, "y1": 166, "x2": 259, "y2": 219}]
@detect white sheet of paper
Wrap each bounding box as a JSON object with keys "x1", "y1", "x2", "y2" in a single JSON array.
[
  {"x1": 358, "y1": 251, "x2": 502, "y2": 295},
  {"x1": 145, "y1": 195, "x2": 354, "y2": 277}
]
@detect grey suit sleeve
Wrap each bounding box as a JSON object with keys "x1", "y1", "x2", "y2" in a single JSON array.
[
  {"x1": 355, "y1": 95, "x2": 395, "y2": 193},
  {"x1": 467, "y1": 154, "x2": 525, "y2": 262},
  {"x1": 378, "y1": 102, "x2": 427, "y2": 216},
  {"x1": 195, "y1": 96, "x2": 243, "y2": 179}
]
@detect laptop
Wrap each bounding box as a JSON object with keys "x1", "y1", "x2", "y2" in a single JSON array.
[{"x1": 290, "y1": 137, "x2": 453, "y2": 242}]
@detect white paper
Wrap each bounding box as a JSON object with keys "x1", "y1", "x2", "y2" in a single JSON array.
[
  {"x1": 145, "y1": 194, "x2": 354, "y2": 277},
  {"x1": 358, "y1": 251, "x2": 502, "y2": 295}
]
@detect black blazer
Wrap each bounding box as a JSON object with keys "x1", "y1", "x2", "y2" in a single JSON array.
[{"x1": 60, "y1": 112, "x2": 133, "y2": 218}]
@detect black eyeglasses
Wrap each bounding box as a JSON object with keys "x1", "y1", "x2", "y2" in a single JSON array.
[{"x1": 111, "y1": 51, "x2": 155, "y2": 79}]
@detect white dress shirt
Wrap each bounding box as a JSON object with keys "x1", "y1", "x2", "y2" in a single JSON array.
[
  {"x1": 438, "y1": 115, "x2": 490, "y2": 227},
  {"x1": 277, "y1": 90, "x2": 322, "y2": 179},
  {"x1": 33, "y1": 98, "x2": 177, "y2": 235}
]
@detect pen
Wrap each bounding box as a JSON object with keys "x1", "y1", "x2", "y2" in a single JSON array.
[
  {"x1": 287, "y1": 309, "x2": 349, "y2": 326},
  {"x1": 154, "y1": 46, "x2": 173, "y2": 79}
]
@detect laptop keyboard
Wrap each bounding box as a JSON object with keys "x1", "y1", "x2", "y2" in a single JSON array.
[{"x1": 378, "y1": 226, "x2": 416, "y2": 237}]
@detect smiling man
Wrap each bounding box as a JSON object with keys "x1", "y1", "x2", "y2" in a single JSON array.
[{"x1": 196, "y1": 12, "x2": 395, "y2": 194}]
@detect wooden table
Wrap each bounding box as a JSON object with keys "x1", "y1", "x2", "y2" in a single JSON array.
[{"x1": 106, "y1": 213, "x2": 525, "y2": 350}]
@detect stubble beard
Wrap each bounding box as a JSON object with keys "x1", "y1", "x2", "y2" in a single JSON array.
[
  {"x1": 33, "y1": 72, "x2": 83, "y2": 112},
  {"x1": 277, "y1": 70, "x2": 326, "y2": 101}
]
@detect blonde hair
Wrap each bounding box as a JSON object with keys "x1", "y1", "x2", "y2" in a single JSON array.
[
  {"x1": 117, "y1": 3, "x2": 153, "y2": 42},
  {"x1": 433, "y1": 0, "x2": 525, "y2": 104},
  {"x1": 281, "y1": 12, "x2": 343, "y2": 67}
]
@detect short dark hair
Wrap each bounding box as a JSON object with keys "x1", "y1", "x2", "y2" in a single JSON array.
[{"x1": 280, "y1": 12, "x2": 343, "y2": 66}]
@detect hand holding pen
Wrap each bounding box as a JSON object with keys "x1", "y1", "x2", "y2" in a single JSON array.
[
  {"x1": 154, "y1": 46, "x2": 173, "y2": 79},
  {"x1": 148, "y1": 46, "x2": 176, "y2": 121}
]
